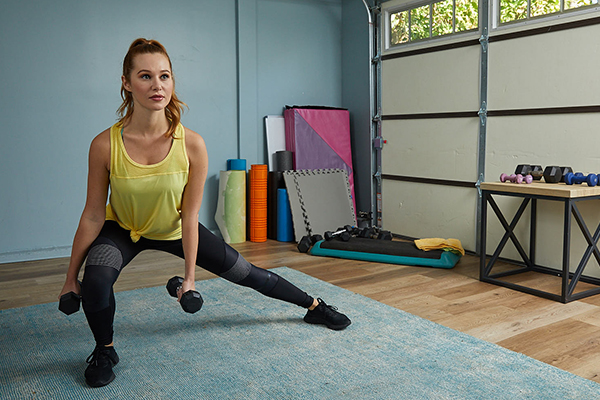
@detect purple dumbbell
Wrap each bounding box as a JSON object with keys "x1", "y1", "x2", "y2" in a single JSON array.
[{"x1": 500, "y1": 173, "x2": 533, "y2": 184}]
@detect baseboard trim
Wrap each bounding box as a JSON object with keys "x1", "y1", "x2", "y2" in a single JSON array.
[{"x1": 0, "y1": 246, "x2": 72, "y2": 265}]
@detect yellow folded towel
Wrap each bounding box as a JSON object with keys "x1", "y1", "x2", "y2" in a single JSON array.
[{"x1": 414, "y1": 238, "x2": 465, "y2": 256}]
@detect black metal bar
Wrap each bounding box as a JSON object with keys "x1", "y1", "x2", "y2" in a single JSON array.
[
  {"x1": 528, "y1": 264, "x2": 600, "y2": 286},
  {"x1": 562, "y1": 200, "x2": 572, "y2": 303},
  {"x1": 487, "y1": 105, "x2": 600, "y2": 117},
  {"x1": 487, "y1": 196, "x2": 533, "y2": 271},
  {"x1": 480, "y1": 277, "x2": 562, "y2": 302},
  {"x1": 568, "y1": 287, "x2": 600, "y2": 302},
  {"x1": 479, "y1": 190, "x2": 489, "y2": 272},
  {"x1": 571, "y1": 204, "x2": 600, "y2": 265},
  {"x1": 579, "y1": 275, "x2": 600, "y2": 286},
  {"x1": 480, "y1": 190, "x2": 488, "y2": 272},
  {"x1": 382, "y1": 111, "x2": 478, "y2": 120},
  {"x1": 488, "y1": 266, "x2": 531, "y2": 279},
  {"x1": 530, "y1": 198, "x2": 537, "y2": 266},
  {"x1": 529, "y1": 264, "x2": 563, "y2": 276},
  {"x1": 381, "y1": 174, "x2": 476, "y2": 188},
  {"x1": 567, "y1": 205, "x2": 600, "y2": 297}
]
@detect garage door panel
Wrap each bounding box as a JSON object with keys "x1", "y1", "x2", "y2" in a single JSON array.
[
  {"x1": 486, "y1": 113, "x2": 600, "y2": 179},
  {"x1": 488, "y1": 25, "x2": 600, "y2": 110},
  {"x1": 382, "y1": 118, "x2": 480, "y2": 182},
  {"x1": 382, "y1": 46, "x2": 480, "y2": 115},
  {"x1": 383, "y1": 180, "x2": 477, "y2": 251}
]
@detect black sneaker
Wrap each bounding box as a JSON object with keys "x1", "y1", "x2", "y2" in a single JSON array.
[
  {"x1": 84, "y1": 345, "x2": 119, "y2": 387},
  {"x1": 304, "y1": 298, "x2": 351, "y2": 330}
]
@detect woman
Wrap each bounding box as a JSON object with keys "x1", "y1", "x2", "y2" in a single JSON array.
[{"x1": 59, "y1": 38, "x2": 351, "y2": 388}]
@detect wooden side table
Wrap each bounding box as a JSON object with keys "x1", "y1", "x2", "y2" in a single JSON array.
[{"x1": 480, "y1": 181, "x2": 600, "y2": 303}]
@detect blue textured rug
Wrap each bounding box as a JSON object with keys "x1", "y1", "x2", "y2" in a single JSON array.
[{"x1": 1, "y1": 267, "x2": 599, "y2": 399}]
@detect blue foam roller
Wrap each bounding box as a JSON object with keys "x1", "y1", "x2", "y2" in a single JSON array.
[
  {"x1": 227, "y1": 159, "x2": 247, "y2": 171},
  {"x1": 277, "y1": 189, "x2": 294, "y2": 242}
]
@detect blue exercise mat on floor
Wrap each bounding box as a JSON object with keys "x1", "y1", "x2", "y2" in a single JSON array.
[{"x1": 309, "y1": 238, "x2": 461, "y2": 268}]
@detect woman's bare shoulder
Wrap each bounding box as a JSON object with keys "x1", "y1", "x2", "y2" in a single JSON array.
[
  {"x1": 89, "y1": 128, "x2": 111, "y2": 169},
  {"x1": 183, "y1": 127, "x2": 206, "y2": 153}
]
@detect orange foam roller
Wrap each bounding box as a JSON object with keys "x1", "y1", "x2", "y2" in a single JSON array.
[{"x1": 249, "y1": 164, "x2": 268, "y2": 242}]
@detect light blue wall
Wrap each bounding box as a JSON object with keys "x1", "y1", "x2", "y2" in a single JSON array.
[
  {"x1": 237, "y1": 0, "x2": 344, "y2": 166},
  {"x1": 0, "y1": 0, "x2": 370, "y2": 263}
]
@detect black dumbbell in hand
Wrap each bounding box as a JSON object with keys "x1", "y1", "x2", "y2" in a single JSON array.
[
  {"x1": 59, "y1": 281, "x2": 82, "y2": 315},
  {"x1": 166, "y1": 276, "x2": 203, "y2": 314}
]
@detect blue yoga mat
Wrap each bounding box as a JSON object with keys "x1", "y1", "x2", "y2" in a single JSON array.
[{"x1": 277, "y1": 188, "x2": 294, "y2": 242}]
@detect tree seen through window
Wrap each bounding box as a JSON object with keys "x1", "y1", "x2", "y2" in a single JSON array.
[
  {"x1": 390, "y1": 0, "x2": 478, "y2": 46},
  {"x1": 390, "y1": 0, "x2": 599, "y2": 47}
]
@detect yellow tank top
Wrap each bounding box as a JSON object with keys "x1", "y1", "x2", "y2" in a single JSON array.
[{"x1": 106, "y1": 122, "x2": 189, "y2": 242}]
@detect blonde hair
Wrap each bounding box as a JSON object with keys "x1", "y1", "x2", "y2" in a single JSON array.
[{"x1": 117, "y1": 38, "x2": 187, "y2": 138}]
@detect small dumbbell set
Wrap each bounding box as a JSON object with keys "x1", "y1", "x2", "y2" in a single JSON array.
[
  {"x1": 297, "y1": 225, "x2": 392, "y2": 253},
  {"x1": 499, "y1": 164, "x2": 600, "y2": 187},
  {"x1": 59, "y1": 276, "x2": 204, "y2": 315}
]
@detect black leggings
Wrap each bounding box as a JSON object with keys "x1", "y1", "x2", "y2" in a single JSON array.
[{"x1": 82, "y1": 220, "x2": 313, "y2": 346}]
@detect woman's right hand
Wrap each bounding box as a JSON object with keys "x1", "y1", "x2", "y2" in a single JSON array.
[{"x1": 58, "y1": 279, "x2": 81, "y2": 300}]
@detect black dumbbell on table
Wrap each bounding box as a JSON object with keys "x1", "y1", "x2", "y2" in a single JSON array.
[
  {"x1": 59, "y1": 281, "x2": 82, "y2": 315},
  {"x1": 543, "y1": 166, "x2": 573, "y2": 183},
  {"x1": 166, "y1": 276, "x2": 203, "y2": 314},
  {"x1": 515, "y1": 164, "x2": 543, "y2": 180}
]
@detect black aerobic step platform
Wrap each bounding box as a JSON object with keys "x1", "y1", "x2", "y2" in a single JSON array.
[{"x1": 309, "y1": 237, "x2": 460, "y2": 269}]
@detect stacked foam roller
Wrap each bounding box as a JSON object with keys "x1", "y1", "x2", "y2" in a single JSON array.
[{"x1": 249, "y1": 164, "x2": 268, "y2": 242}]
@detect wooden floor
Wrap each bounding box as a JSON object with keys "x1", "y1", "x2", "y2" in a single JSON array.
[{"x1": 2, "y1": 239, "x2": 600, "y2": 384}]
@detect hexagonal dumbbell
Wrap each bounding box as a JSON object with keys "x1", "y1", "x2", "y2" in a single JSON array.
[
  {"x1": 358, "y1": 227, "x2": 375, "y2": 238},
  {"x1": 357, "y1": 226, "x2": 392, "y2": 240},
  {"x1": 565, "y1": 172, "x2": 598, "y2": 187},
  {"x1": 543, "y1": 166, "x2": 573, "y2": 183},
  {"x1": 297, "y1": 234, "x2": 324, "y2": 253},
  {"x1": 500, "y1": 173, "x2": 533, "y2": 184},
  {"x1": 515, "y1": 164, "x2": 543, "y2": 180},
  {"x1": 166, "y1": 276, "x2": 203, "y2": 314},
  {"x1": 59, "y1": 287, "x2": 81, "y2": 315},
  {"x1": 324, "y1": 225, "x2": 352, "y2": 241},
  {"x1": 377, "y1": 230, "x2": 393, "y2": 240}
]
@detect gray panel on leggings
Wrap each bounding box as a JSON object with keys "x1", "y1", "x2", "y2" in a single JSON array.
[
  {"x1": 86, "y1": 244, "x2": 124, "y2": 271},
  {"x1": 219, "y1": 254, "x2": 251, "y2": 283}
]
